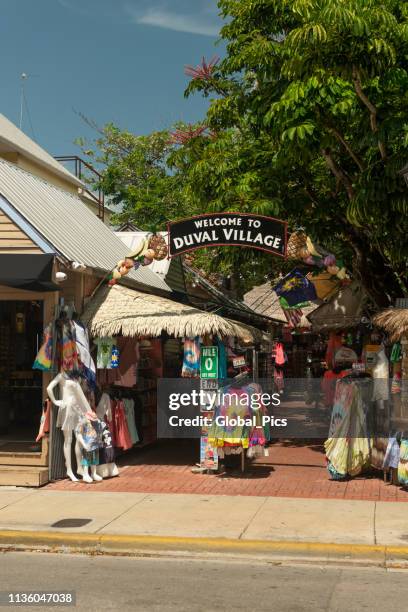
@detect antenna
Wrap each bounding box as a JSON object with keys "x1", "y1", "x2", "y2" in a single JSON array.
[{"x1": 19, "y1": 72, "x2": 39, "y2": 134}]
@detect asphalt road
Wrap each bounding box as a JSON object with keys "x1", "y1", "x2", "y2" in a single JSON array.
[{"x1": 1, "y1": 552, "x2": 408, "y2": 611}]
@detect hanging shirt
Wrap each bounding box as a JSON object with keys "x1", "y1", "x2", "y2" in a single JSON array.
[
  {"x1": 73, "y1": 321, "x2": 96, "y2": 387},
  {"x1": 75, "y1": 416, "x2": 103, "y2": 451},
  {"x1": 182, "y1": 336, "x2": 201, "y2": 378},
  {"x1": 94, "y1": 337, "x2": 115, "y2": 369},
  {"x1": 216, "y1": 338, "x2": 227, "y2": 380},
  {"x1": 372, "y1": 348, "x2": 389, "y2": 401},
  {"x1": 99, "y1": 421, "x2": 115, "y2": 464},
  {"x1": 110, "y1": 345, "x2": 120, "y2": 368}
]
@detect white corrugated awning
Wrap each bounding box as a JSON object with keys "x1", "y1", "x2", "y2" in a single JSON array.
[{"x1": 0, "y1": 160, "x2": 171, "y2": 293}]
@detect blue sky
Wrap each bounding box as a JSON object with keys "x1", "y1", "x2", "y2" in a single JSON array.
[{"x1": 0, "y1": 0, "x2": 223, "y2": 155}]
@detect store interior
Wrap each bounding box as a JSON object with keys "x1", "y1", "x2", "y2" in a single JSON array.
[{"x1": 0, "y1": 300, "x2": 43, "y2": 452}]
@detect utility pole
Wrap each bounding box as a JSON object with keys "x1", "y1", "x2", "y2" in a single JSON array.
[{"x1": 19, "y1": 73, "x2": 28, "y2": 130}]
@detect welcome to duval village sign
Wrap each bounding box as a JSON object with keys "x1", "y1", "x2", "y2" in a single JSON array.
[{"x1": 167, "y1": 213, "x2": 287, "y2": 258}]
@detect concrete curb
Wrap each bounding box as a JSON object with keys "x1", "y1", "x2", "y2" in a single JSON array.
[{"x1": 1, "y1": 530, "x2": 408, "y2": 567}]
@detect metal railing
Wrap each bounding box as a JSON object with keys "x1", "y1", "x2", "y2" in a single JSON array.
[{"x1": 54, "y1": 155, "x2": 105, "y2": 221}]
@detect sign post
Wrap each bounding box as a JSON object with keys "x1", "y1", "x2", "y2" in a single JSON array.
[
  {"x1": 200, "y1": 346, "x2": 218, "y2": 379},
  {"x1": 199, "y1": 347, "x2": 219, "y2": 471}
]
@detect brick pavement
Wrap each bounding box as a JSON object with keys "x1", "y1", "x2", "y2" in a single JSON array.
[{"x1": 46, "y1": 439, "x2": 408, "y2": 502}]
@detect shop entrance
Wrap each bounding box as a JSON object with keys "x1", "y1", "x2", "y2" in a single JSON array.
[{"x1": 0, "y1": 300, "x2": 43, "y2": 453}]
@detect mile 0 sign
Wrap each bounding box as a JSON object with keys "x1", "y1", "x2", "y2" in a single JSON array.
[{"x1": 168, "y1": 212, "x2": 287, "y2": 258}]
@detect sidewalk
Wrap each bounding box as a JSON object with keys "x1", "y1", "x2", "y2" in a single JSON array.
[
  {"x1": 46, "y1": 440, "x2": 408, "y2": 502},
  {"x1": 1, "y1": 488, "x2": 408, "y2": 566}
]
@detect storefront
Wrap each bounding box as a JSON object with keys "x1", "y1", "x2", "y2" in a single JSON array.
[
  {"x1": 0, "y1": 255, "x2": 58, "y2": 485},
  {"x1": 73, "y1": 283, "x2": 270, "y2": 469}
]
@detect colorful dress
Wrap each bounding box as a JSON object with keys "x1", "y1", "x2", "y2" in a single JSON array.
[
  {"x1": 75, "y1": 416, "x2": 103, "y2": 466},
  {"x1": 33, "y1": 324, "x2": 53, "y2": 371},
  {"x1": 114, "y1": 400, "x2": 133, "y2": 450},
  {"x1": 181, "y1": 337, "x2": 201, "y2": 377}
]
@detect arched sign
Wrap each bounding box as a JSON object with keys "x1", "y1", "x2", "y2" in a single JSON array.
[{"x1": 167, "y1": 212, "x2": 287, "y2": 258}]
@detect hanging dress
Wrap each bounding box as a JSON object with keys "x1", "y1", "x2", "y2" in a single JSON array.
[
  {"x1": 114, "y1": 400, "x2": 133, "y2": 450},
  {"x1": 123, "y1": 398, "x2": 139, "y2": 444}
]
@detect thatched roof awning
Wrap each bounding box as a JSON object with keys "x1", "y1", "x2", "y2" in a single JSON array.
[
  {"x1": 373, "y1": 309, "x2": 408, "y2": 341},
  {"x1": 306, "y1": 281, "x2": 365, "y2": 332},
  {"x1": 244, "y1": 282, "x2": 321, "y2": 328},
  {"x1": 82, "y1": 284, "x2": 265, "y2": 344}
]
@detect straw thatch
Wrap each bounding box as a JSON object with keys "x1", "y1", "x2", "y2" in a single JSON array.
[
  {"x1": 373, "y1": 309, "x2": 408, "y2": 341},
  {"x1": 244, "y1": 282, "x2": 321, "y2": 329},
  {"x1": 82, "y1": 284, "x2": 264, "y2": 343}
]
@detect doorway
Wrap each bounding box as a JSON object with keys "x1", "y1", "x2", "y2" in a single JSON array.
[{"x1": 0, "y1": 300, "x2": 43, "y2": 452}]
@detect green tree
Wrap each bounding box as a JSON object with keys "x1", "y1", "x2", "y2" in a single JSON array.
[
  {"x1": 77, "y1": 123, "x2": 190, "y2": 228},
  {"x1": 182, "y1": 0, "x2": 408, "y2": 306}
]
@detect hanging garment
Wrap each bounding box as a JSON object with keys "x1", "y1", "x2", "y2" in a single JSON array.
[
  {"x1": 99, "y1": 421, "x2": 115, "y2": 464},
  {"x1": 73, "y1": 321, "x2": 96, "y2": 388},
  {"x1": 114, "y1": 400, "x2": 133, "y2": 450},
  {"x1": 274, "y1": 269, "x2": 317, "y2": 307},
  {"x1": 80, "y1": 449, "x2": 99, "y2": 467},
  {"x1": 398, "y1": 439, "x2": 408, "y2": 486},
  {"x1": 35, "y1": 400, "x2": 51, "y2": 442},
  {"x1": 391, "y1": 372, "x2": 402, "y2": 394},
  {"x1": 321, "y1": 370, "x2": 342, "y2": 407},
  {"x1": 105, "y1": 400, "x2": 117, "y2": 448},
  {"x1": 96, "y1": 392, "x2": 112, "y2": 420},
  {"x1": 75, "y1": 415, "x2": 103, "y2": 452},
  {"x1": 116, "y1": 338, "x2": 138, "y2": 387},
  {"x1": 123, "y1": 398, "x2": 139, "y2": 444},
  {"x1": 94, "y1": 337, "x2": 115, "y2": 369},
  {"x1": 283, "y1": 308, "x2": 303, "y2": 328},
  {"x1": 325, "y1": 381, "x2": 370, "y2": 478},
  {"x1": 372, "y1": 348, "x2": 390, "y2": 402},
  {"x1": 274, "y1": 342, "x2": 285, "y2": 366},
  {"x1": 216, "y1": 338, "x2": 227, "y2": 380},
  {"x1": 390, "y1": 342, "x2": 402, "y2": 363},
  {"x1": 58, "y1": 321, "x2": 80, "y2": 374},
  {"x1": 182, "y1": 336, "x2": 201, "y2": 377},
  {"x1": 274, "y1": 368, "x2": 284, "y2": 393},
  {"x1": 33, "y1": 323, "x2": 54, "y2": 371},
  {"x1": 110, "y1": 345, "x2": 120, "y2": 368},
  {"x1": 208, "y1": 387, "x2": 251, "y2": 449},
  {"x1": 383, "y1": 437, "x2": 400, "y2": 469},
  {"x1": 325, "y1": 332, "x2": 344, "y2": 369}
]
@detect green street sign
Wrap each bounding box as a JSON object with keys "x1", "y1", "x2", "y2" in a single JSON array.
[{"x1": 200, "y1": 346, "x2": 218, "y2": 379}]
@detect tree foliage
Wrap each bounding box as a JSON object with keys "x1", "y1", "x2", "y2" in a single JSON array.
[
  {"x1": 82, "y1": 0, "x2": 408, "y2": 303},
  {"x1": 181, "y1": 0, "x2": 408, "y2": 305},
  {"x1": 77, "y1": 124, "x2": 191, "y2": 228}
]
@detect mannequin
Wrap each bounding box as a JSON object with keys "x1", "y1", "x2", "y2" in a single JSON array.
[
  {"x1": 47, "y1": 373, "x2": 102, "y2": 483},
  {"x1": 95, "y1": 392, "x2": 119, "y2": 478}
]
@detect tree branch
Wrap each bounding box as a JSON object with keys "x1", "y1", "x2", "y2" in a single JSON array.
[
  {"x1": 352, "y1": 66, "x2": 387, "y2": 161},
  {"x1": 321, "y1": 148, "x2": 355, "y2": 200},
  {"x1": 328, "y1": 126, "x2": 365, "y2": 172}
]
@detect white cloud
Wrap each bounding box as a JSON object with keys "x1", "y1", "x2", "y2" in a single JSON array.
[{"x1": 127, "y1": 4, "x2": 220, "y2": 37}]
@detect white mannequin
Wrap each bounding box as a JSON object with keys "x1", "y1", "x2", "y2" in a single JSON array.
[
  {"x1": 95, "y1": 393, "x2": 119, "y2": 478},
  {"x1": 47, "y1": 373, "x2": 102, "y2": 483}
]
